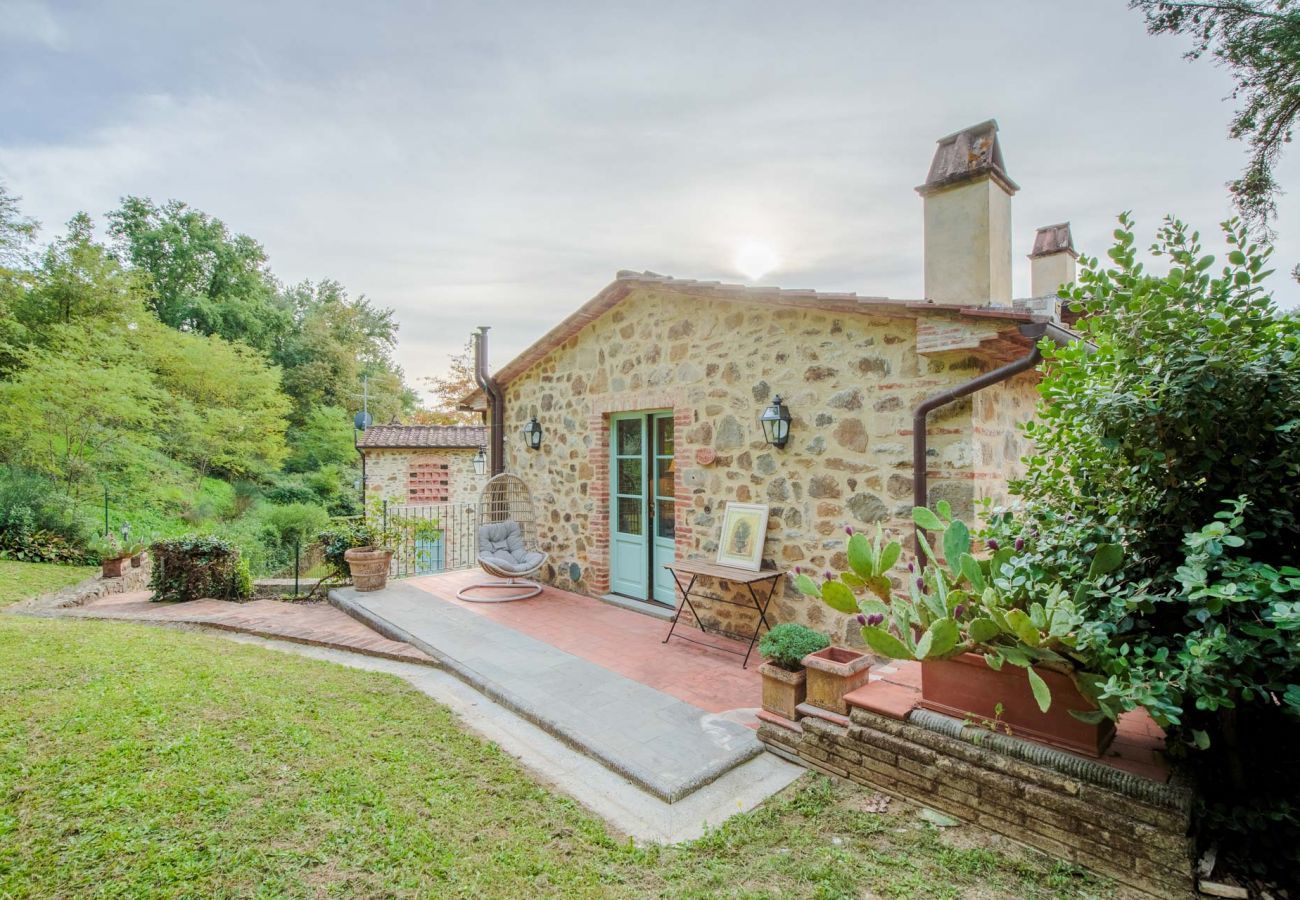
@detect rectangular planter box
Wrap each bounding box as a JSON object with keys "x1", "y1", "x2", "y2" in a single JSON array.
[
  {"x1": 919, "y1": 653, "x2": 1115, "y2": 757},
  {"x1": 759, "y1": 663, "x2": 806, "y2": 721},
  {"x1": 803, "y1": 646, "x2": 873, "y2": 715}
]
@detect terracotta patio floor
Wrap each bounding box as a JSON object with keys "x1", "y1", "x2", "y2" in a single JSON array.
[{"x1": 406, "y1": 570, "x2": 762, "y2": 717}]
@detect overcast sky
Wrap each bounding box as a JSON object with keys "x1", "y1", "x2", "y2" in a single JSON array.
[{"x1": 3, "y1": 1, "x2": 1298, "y2": 393}]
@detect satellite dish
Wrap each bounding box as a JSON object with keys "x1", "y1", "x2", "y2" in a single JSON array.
[{"x1": 354, "y1": 411, "x2": 372, "y2": 431}]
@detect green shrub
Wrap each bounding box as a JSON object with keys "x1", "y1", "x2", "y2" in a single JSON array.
[
  {"x1": 149, "y1": 535, "x2": 250, "y2": 602},
  {"x1": 990, "y1": 215, "x2": 1300, "y2": 879},
  {"x1": 0, "y1": 467, "x2": 89, "y2": 562},
  {"x1": 758, "y1": 623, "x2": 830, "y2": 671}
]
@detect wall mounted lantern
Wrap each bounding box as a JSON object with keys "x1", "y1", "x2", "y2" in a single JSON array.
[
  {"x1": 522, "y1": 416, "x2": 543, "y2": 451},
  {"x1": 759, "y1": 395, "x2": 792, "y2": 449},
  {"x1": 472, "y1": 447, "x2": 487, "y2": 476}
]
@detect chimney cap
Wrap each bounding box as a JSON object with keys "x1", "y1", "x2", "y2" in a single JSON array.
[
  {"x1": 1030, "y1": 222, "x2": 1077, "y2": 259},
  {"x1": 917, "y1": 119, "x2": 1019, "y2": 197}
]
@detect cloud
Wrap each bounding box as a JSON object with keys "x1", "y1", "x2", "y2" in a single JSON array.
[
  {"x1": 1, "y1": 0, "x2": 1297, "y2": 396},
  {"x1": 0, "y1": 1, "x2": 66, "y2": 50}
]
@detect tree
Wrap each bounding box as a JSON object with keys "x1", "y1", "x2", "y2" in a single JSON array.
[
  {"x1": 284, "y1": 405, "x2": 357, "y2": 473},
  {"x1": 146, "y1": 327, "x2": 290, "y2": 484},
  {"x1": 0, "y1": 329, "x2": 164, "y2": 494},
  {"x1": 0, "y1": 182, "x2": 38, "y2": 374},
  {"x1": 107, "y1": 197, "x2": 289, "y2": 352},
  {"x1": 1131, "y1": 2, "x2": 1300, "y2": 245},
  {"x1": 421, "y1": 338, "x2": 479, "y2": 424},
  {"x1": 16, "y1": 213, "x2": 148, "y2": 337},
  {"x1": 274, "y1": 279, "x2": 412, "y2": 425}
]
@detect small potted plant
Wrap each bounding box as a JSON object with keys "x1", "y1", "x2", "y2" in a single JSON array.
[
  {"x1": 757, "y1": 623, "x2": 831, "y2": 721},
  {"x1": 796, "y1": 506, "x2": 1125, "y2": 756},
  {"x1": 90, "y1": 534, "x2": 129, "y2": 578},
  {"x1": 329, "y1": 513, "x2": 399, "y2": 592},
  {"x1": 128, "y1": 538, "x2": 148, "y2": 568}
]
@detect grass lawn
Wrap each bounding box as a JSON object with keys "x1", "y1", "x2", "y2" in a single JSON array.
[
  {"x1": 0, "y1": 559, "x2": 97, "y2": 607},
  {"x1": 0, "y1": 569, "x2": 1103, "y2": 898}
]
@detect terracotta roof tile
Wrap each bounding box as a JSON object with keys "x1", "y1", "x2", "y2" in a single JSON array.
[{"x1": 356, "y1": 425, "x2": 487, "y2": 450}]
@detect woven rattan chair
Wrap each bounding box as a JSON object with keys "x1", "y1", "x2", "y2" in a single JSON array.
[{"x1": 456, "y1": 473, "x2": 549, "y2": 602}]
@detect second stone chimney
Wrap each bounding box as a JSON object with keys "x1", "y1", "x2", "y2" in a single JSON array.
[
  {"x1": 916, "y1": 120, "x2": 1018, "y2": 307},
  {"x1": 1029, "y1": 222, "x2": 1077, "y2": 297}
]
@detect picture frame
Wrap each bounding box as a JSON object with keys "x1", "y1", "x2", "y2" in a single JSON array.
[{"x1": 715, "y1": 502, "x2": 769, "y2": 572}]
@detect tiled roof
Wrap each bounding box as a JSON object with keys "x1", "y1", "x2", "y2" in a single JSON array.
[
  {"x1": 356, "y1": 425, "x2": 487, "y2": 450},
  {"x1": 458, "y1": 270, "x2": 1072, "y2": 409}
]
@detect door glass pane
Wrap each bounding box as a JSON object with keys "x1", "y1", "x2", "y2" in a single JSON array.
[
  {"x1": 656, "y1": 500, "x2": 675, "y2": 539},
  {"x1": 617, "y1": 419, "x2": 642, "y2": 456},
  {"x1": 617, "y1": 497, "x2": 642, "y2": 535},
  {"x1": 656, "y1": 419, "x2": 674, "y2": 456},
  {"x1": 656, "y1": 456, "x2": 674, "y2": 500},
  {"x1": 617, "y1": 458, "x2": 642, "y2": 495}
]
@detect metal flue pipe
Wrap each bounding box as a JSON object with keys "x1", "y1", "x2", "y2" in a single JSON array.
[{"x1": 473, "y1": 326, "x2": 506, "y2": 476}]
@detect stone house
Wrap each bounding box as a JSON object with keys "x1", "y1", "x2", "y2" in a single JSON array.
[
  {"x1": 357, "y1": 424, "x2": 489, "y2": 507},
  {"x1": 463, "y1": 121, "x2": 1082, "y2": 642}
]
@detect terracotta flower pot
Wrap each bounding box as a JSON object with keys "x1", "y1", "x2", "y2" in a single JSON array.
[
  {"x1": 803, "y1": 646, "x2": 873, "y2": 715},
  {"x1": 758, "y1": 663, "x2": 807, "y2": 721},
  {"x1": 919, "y1": 653, "x2": 1116, "y2": 757},
  {"x1": 130, "y1": 553, "x2": 143, "y2": 568},
  {"x1": 101, "y1": 556, "x2": 127, "y2": 578},
  {"x1": 344, "y1": 546, "x2": 394, "y2": 592}
]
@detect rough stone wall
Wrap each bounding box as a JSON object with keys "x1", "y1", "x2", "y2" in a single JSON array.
[
  {"x1": 973, "y1": 369, "x2": 1039, "y2": 510},
  {"x1": 363, "y1": 448, "x2": 485, "y2": 507},
  {"x1": 502, "y1": 286, "x2": 1037, "y2": 643},
  {"x1": 759, "y1": 711, "x2": 1194, "y2": 898}
]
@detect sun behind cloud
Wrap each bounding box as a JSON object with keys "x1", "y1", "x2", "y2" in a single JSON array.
[{"x1": 733, "y1": 241, "x2": 781, "y2": 282}]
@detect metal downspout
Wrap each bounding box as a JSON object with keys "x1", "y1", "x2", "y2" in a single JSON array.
[
  {"x1": 911, "y1": 322, "x2": 1049, "y2": 559},
  {"x1": 474, "y1": 326, "x2": 506, "y2": 476}
]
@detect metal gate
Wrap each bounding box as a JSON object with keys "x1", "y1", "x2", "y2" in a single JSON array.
[{"x1": 382, "y1": 501, "x2": 478, "y2": 578}]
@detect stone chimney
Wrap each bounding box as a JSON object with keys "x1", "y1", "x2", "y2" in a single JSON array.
[
  {"x1": 1029, "y1": 222, "x2": 1077, "y2": 297},
  {"x1": 916, "y1": 120, "x2": 1018, "y2": 307}
]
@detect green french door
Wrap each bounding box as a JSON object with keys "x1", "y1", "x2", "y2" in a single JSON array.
[{"x1": 610, "y1": 412, "x2": 677, "y2": 605}]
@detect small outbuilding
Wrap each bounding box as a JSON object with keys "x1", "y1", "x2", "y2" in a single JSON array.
[{"x1": 356, "y1": 424, "x2": 488, "y2": 507}]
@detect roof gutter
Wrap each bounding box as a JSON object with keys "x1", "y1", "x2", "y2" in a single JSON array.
[
  {"x1": 473, "y1": 326, "x2": 506, "y2": 476},
  {"x1": 911, "y1": 321, "x2": 1084, "y2": 561}
]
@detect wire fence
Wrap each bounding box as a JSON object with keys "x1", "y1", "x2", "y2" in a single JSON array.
[{"x1": 380, "y1": 501, "x2": 479, "y2": 578}]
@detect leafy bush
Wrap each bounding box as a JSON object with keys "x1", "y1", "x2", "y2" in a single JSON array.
[
  {"x1": 149, "y1": 535, "x2": 251, "y2": 602},
  {"x1": 0, "y1": 467, "x2": 89, "y2": 562},
  {"x1": 264, "y1": 474, "x2": 320, "y2": 506},
  {"x1": 991, "y1": 215, "x2": 1300, "y2": 878},
  {"x1": 318, "y1": 522, "x2": 377, "y2": 580},
  {"x1": 758, "y1": 623, "x2": 830, "y2": 671}
]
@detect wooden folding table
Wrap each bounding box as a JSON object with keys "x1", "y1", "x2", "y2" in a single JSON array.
[{"x1": 662, "y1": 558, "x2": 785, "y2": 668}]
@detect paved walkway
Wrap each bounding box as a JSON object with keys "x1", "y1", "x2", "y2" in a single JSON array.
[
  {"x1": 332, "y1": 580, "x2": 763, "y2": 803},
  {"x1": 64, "y1": 591, "x2": 434, "y2": 665},
  {"x1": 407, "y1": 570, "x2": 762, "y2": 715}
]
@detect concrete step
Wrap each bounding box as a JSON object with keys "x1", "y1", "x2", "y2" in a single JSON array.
[{"x1": 330, "y1": 582, "x2": 762, "y2": 803}]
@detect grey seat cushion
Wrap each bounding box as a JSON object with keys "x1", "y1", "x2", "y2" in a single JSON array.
[
  {"x1": 479, "y1": 550, "x2": 546, "y2": 575},
  {"x1": 477, "y1": 521, "x2": 543, "y2": 574}
]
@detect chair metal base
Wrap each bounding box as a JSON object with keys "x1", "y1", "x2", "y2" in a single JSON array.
[{"x1": 456, "y1": 578, "x2": 543, "y2": 603}]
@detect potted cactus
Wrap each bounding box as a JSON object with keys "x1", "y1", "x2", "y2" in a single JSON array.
[
  {"x1": 90, "y1": 534, "x2": 130, "y2": 578},
  {"x1": 128, "y1": 539, "x2": 148, "y2": 568},
  {"x1": 757, "y1": 623, "x2": 831, "y2": 721},
  {"x1": 795, "y1": 505, "x2": 1124, "y2": 757}
]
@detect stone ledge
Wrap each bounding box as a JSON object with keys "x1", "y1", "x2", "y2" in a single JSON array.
[
  {"x1": 11, "y1": 559, "x2": 152, "y2": 613},
  {"x1": 761, "y1": 704, "x2": 1195, "y2": 898}
]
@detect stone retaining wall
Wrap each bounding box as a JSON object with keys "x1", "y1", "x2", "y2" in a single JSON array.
[
  {"x1": 15, "y1": 559, "x2": 153, "y2": 613},
  {"x1": 759, "y1": 708, "x2": 1195, "y2": 898}
]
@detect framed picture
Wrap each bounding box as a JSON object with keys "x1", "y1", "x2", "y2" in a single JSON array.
[{"x1": 715, "y1": 502, "x2": 769, "y2": 572}]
